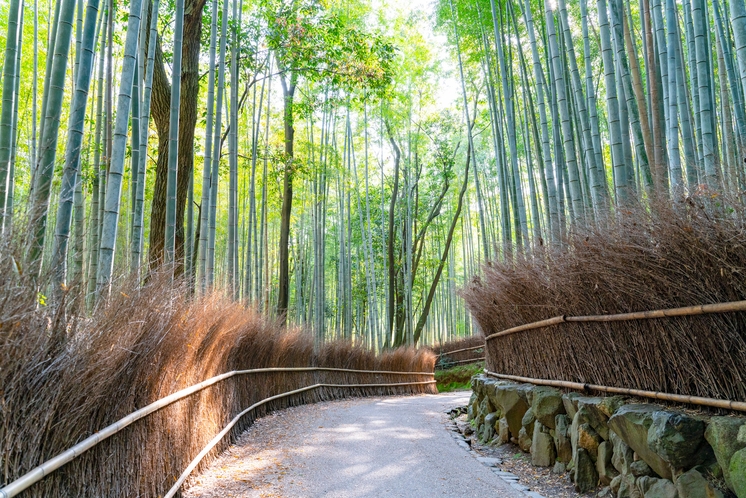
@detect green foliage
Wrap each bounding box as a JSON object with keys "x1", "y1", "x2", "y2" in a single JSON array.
[
  {"x1": 261, "y1": 0, "x2": 394, "y2": 94},
  {"x1": 435, "y1": 362, "x2": 484, "y2": 392}
]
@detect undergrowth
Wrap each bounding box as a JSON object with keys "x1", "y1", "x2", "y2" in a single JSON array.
[{"x1": 435, "y1": 362, "x2": 485, "y2": 392}]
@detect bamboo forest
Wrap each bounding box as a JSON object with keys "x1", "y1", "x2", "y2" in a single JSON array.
[{"x1": 2, "y1": 0, "x2": 746, "y2": 350}]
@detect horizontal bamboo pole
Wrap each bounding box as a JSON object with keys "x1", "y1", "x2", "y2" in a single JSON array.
[
  {"x1": 484, "y1": 300, "x2": 746, "y2": 342},
  {"x1": 437, "y1": 357, "x2": 486, "y2": 368},
  {"x1": 164, "y1": 380, "x2": 438, "y2": 498},
  {"x1": 484, "y1": 315, "x2": 566, "y2": 341},
  {"x1": 483, "y1": 370, "x2": 746, "y2": 412},
  {"x1": 437, "y1": 345, "x2": 485, "y2": 356},
  {"x1": 566, "y1": 300, "x2": 746, "y2": 322},
  {"x1": 0, "y1": 368, "x2": 434, "y2": 498}
]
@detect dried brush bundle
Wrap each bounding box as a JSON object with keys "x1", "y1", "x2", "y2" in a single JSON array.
[{"x1": 462, "y1": 197, "x2": 746, "y2": 404}]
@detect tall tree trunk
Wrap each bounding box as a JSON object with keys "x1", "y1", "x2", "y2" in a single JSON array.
[
  {"x1": 413, "y1": 122, "x2": 472, "y2": 346},
  {"x1": 277, "y1": 71, "x2": 297, "y2": 321},
  {"x1": 385, "y1": 118, "x2": 401, "y2": 343},
  {"x1": 148, "y1": 0, "x2": 207, "y2": 273}
]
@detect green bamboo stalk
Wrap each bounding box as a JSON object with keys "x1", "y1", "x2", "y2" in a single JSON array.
[
  {"x1": 96, "y1": 0, "x2": 144, "y2": 296},
  {"x1": 523, "y1": 0, "x2": 559, "y2": 240},
  {"x1": 558, "y1": 0, "x2": 602, "y2": 211},
  {"x1": 0, "y1": 0, "x2": 23, "y2": 226},
  {"x1": 582, "y1": 0, "x2": 609, "y2": 207},
  {"x1": 51, "y1": 0, "x2": 101, "y2": 297},
  {"x1": 674, "y1": 19, "x2": 698, "y2": 189},
  {"x1": 490, "y1": 0, "x2": 528, "y2": 245},
  {"x1": 198, "y1": 0, "x2": 219, "y2": 292},
  {"x1": 732, "y1": 0, "x2": 746, "y2": 132},
  {"x1": 207, "y1": 0, "x2": 231, "y2": 288},
  {"x1": 666, "y1": 0, "x2": 683, "y2": 189},
  {"x1": 27, "y1": 0, "x2": 77, "y2": 277},
  {"x1": 598, "y1": 0, "x2": 629, "y2": 204},
  {"x1": 716, "y1": 0, "x2": 746, "y2": 189},
  {"x1": 129, "y1": 69, "x2": 141, "y2": 273},
  {"x1": 164, "y1": 0, "x2": 186, "y2": 265},
  {"x1": 132, "y1": 0, "x2": 160, "y2": 277},
  {"x1": 32, "y1": 0, "x2": 38, "y2": 191},
  {"x1": 692, "y1": 0, "x2": 718, "y2": 187},
  {"x1": 611, "y1": 0, "x2": 653, "y2": 194},
  {"x1": 685, "y1": 0, "x2": 704, "y2": 182},
  {"x1": 652, "y1": 0, "x2": 671, "y2": 166},
  {"x1": 32, "y1": 0, "x2": 62, "y2": 199},
  {"x1": 4, "y1": 2, "x2": 23, "y2": 233},
  {"x1": 86, "y1": 4, "x2": 108, "y2": 309},
  {"x1": 228, "y1": 0, "x2": 239, "y2": 296},
  {"x1": 546, "y1": 2, "x2": 585, "y2": 219}
]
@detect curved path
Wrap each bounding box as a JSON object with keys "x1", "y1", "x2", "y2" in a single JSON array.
[{"x1": 184, "y1": 392, "x2": 527, "y2": 497}]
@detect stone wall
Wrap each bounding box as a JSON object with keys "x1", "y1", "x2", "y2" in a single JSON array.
[{"x1": 469, "y1": 374, "x2": 746, "y2": 497}]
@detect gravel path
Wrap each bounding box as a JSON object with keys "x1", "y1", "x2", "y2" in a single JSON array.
[{"x1": 183, "y1": 392, "x2": 526, "y2": 498}]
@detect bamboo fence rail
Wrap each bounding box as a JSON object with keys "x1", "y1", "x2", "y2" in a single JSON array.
[
  {"x1": 481, "y1": 299, "x2": 746, "y2": 413},
  {"x1": 484, "y1": 300, "x2": 746, "y2": 341},
  {"x1": 483, "y1": 370, "x2": 746, "y2": 412},
  {"x1": 437, "y1": 345, "x2": 485, "y2": 356},
  {"x1": 0, "y1": 368, "x2": 434, "y2": 498},
  {"x1": 445, "y1": 357, "x2": 485, "y2": 365}
]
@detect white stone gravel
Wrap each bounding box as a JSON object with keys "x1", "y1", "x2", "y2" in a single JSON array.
[{"x1": 183, "y1": 392, "x2": 526, "y2": 497}]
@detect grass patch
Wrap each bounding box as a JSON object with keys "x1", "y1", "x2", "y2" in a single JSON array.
[{"x1": 435, "y1": 362, "x2": 484, "y2": 392}]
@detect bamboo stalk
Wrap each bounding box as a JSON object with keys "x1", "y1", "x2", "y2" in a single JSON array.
[
  {"x1": 0, "y1": 368, "x2": 434, "y2": 498},
  {"x1": 164, "y1": 380, "x2": 437, "y2": 498},
  {"x1": 484, "y1": 370, "x2": 746, "y2": 412},
  {"x1": 484, "y1": 300, "x2": 746, "y2": 341}
]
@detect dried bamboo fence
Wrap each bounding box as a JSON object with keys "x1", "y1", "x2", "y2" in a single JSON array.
[
  {"x1": 482, "y1": 300, "x2": 746, "y2": 411},
  {"x1": 435, "y1": 336, "x2": 485, "y2": 369},
  {"x1": 1, "y1": 367, "x2": 435, "y2": 498},
  {"x1": 0, "y1": 272, "x2": 437, "y2": 498}
]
